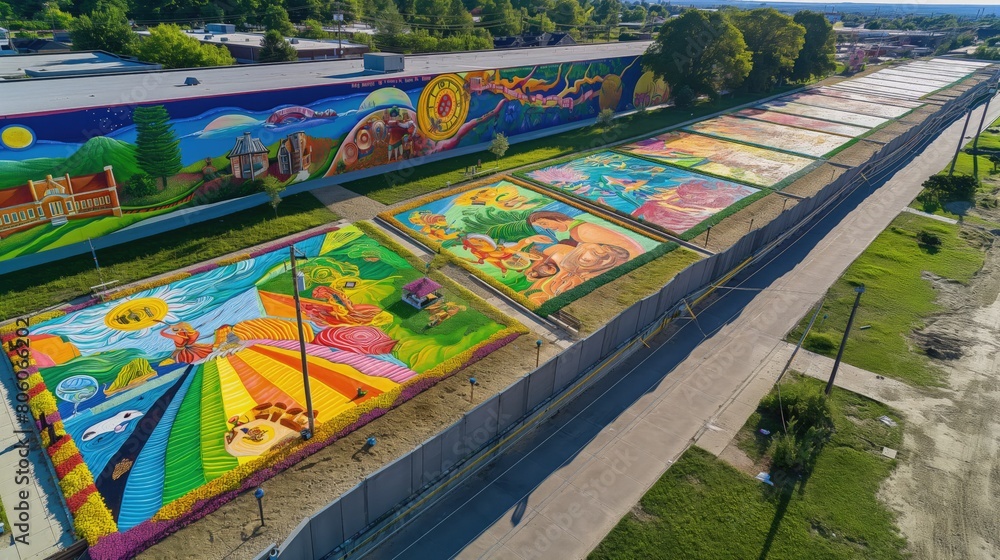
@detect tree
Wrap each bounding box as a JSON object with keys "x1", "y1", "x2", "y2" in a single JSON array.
[
  {"x1": 259, "y1": 29, "x2": 299, "y2": 63},
  {"x1": 922, "y1": 174, "x2": 978, "y2": 204},
  {"x1": 728, "y1": 8, "x2": 805, "y2": 92},
  {"x1": 260, "y1": 4, "x2": 296, "y2": 36},
  {"x1": 643, "y1": 10, "x2": 751, "y2": 101},
  {"x1": 262, "y1": 176, "x2": 286, "y2": 218},
  {"x1": 489, "y1": 132, "x2": 509, "y2": 162},
  {"x1": 369, "y1": 0, "x2": 406, "y2": 35},
  {"x1": 445, "y1": 0, "x2": 475, "y2": 35},
  {"x1": 481, "y1": 0, "x2": 521, "y2": 36},
  {"x1": 70, "y1": 4, "x2": 138, "y2": 55},
  {"x1": 137, "y1": 24, "x2": 235, "y2": 69},
  {"x1": 132, "y1": 105, "x2": 182, "y2": 191},
  {"x1": 791, "y1": 11, "x2": 836, "y2": 82},
  {"x1": 0, "y1": 2, "x2": 13, "y2": 20},
  {"x1": 549, "y1": 0, "x2": 585, "y2": 28},
  {"x1": 286, "y1": 0, "x2": 324, "y2": 22},
  {"x1": 299, "y1": 19, "x2": 328, "y2": 39},
  {"x1": 35, "y1": 5, "x2": 74, "y2": 29}
]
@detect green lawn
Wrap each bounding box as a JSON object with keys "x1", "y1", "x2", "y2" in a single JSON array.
[
  {"x1": 788, "y1": 213, "x2": 985, "y2": 386},
  {"x1": 342, "y1": 89, "x2": 798, "y2": 205},
  {"x1": 0, "y1": 194, "x2": 338, "y2": 321},
  {"x1": 591, "y1": 375, "x2": 906, "y2": 560}
]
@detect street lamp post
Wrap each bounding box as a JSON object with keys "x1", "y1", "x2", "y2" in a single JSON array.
[
  {"x1": 826, "y1": 284, "x2": 865, "y2": 396},
  {"x1": 971, "y1": 81, "x2": 999, "y2": 182},
  {"x1": 254, "y1": 486, "x2": 265, "y2": 527},
  {"x1": 289, "y1": 246, "x2": 315, "y2": 439},
  {"x1": 535, "y1": 339, "x2": 542, "y2": 367}
]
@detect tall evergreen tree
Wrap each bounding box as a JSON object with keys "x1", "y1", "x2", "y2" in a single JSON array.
[
  {"x1": 132, "y1": 105, "x2": 182, "y2": 191},
  {"x1": 259, "y1": 30, "x2": 299, "y2": 63}
]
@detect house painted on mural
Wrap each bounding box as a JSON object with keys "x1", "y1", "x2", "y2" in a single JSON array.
[
  {"x1": 0, "y1": 166, "x2": 121, "y2": 237},
  {"x1": 228, "y1": 132, "x2": 270, "y2": 180},
  {"x1": 277, "y1": 132, "x2": 313, "y2": 176}
]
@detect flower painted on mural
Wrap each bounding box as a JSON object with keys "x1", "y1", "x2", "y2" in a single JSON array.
[
  {"x1": 314, "y1": 326, "x2": 398, "y2": 354},
  {"x1": 528, "y1": 165, "x2": 589, "y2": 186},
  {"x1": 672, "y1": 179, "x2": 755, "y2": 209}
]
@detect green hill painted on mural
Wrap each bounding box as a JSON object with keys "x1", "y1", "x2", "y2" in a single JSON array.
[{"x1": 0, "y1": 136, "x2": 141, "y2": 189}]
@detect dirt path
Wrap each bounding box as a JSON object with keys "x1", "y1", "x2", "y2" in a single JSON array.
[{"x1": 878, "y1": 230, "x2": 1000, "y2": 560}]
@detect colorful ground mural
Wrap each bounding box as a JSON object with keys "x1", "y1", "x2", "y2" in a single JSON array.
[
  {"x1": 686, "y1": 115, "x2": 853, "y2": 158},
  {"x1": 0, "y1": 56, "x2": 653, "y2": 264},
  {"x1": 524, "y1": 151, "x2": 760, "y2": 236},
  {"x1": 734, "y1": 109, "x2": 872, "y2": 137},
  {"x1": 14, "y1": 225, "x2": 519, "y2": 541},
  {"x1": 787, "y1": 91, "x2": 919, "y2": 118},
  {"x1": 617, "y1": 131, "x2": 815, "y2": 188},
  {"x1": 758, "y1": 101, "x2": 889, "y2": 129},
  {"x1": 387, "y1": 179, "x2": 666, "y2": 312}
]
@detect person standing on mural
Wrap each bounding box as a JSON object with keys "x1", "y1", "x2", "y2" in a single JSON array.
[
  {"x1": 159, "y1": 322, "x2": 213, "y2": 363},
  {"x1": 386, "y1": 107, "x2": 415, "y2": 162}
]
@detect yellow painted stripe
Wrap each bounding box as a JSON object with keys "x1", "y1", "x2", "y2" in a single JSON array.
[
  {"x1": 238, "y1": 348, "x2": 356, "y2": 422},
  {"x1": 214, "y1": 357, "x2": 260, "y2": 466}
]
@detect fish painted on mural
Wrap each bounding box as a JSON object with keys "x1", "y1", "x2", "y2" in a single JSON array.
[{"x1": 82, "y1": 410, "x2": 144, "y2": 442}]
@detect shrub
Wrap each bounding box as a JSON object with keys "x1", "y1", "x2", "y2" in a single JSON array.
[
  {"x1": 803, "y1": 332, "x2": 837, "y2": 354},
  {"x1": 596, "y1": 108, "x2": 615, "y2": 127},
  {"x1": 126, "y1": 174, "x2": 158, "y2": 197},
  {"x1": 672, "y1": 85, "x2": 697, "y2": 108},
  {"x1": 916, "y1": 230, "x2": 942, "y2": 249},
  {"x1": 759, "y1": 382, "x2": 834, "y2": 437}
]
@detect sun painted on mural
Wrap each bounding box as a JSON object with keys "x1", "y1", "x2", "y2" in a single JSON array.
[
  {"x1": 526, "y1": 152, "x2": 759, "y2": 236},
  {"x1": 617, "y1": 131, "x2": 815, "y2": 188},
  {"x1": 22, "y1": 225, "x2": 515, "y2": 531},
  {"x1": 0, "y1": 57, "x2": 654, "y2": 263},
  {"x1": 390, "y1": 180, "x2": 663, "y2": 309}
]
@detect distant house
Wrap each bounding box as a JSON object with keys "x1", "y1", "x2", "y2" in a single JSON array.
[
  {"x1": 228, "y1": 131, "x2": 270, "y2": 180},
  {"x1": 0, "y1": 166, "x2": 122, "y2": 238},
  {"x1": 493, "y1": 33, "x2": 577, "y2": 49},
  {"x1": 12, "y1": 38, "x2": 71, "y2": 54},
  {"x1": 277, "y1": 132, "x2": 313, "y2": 176}
]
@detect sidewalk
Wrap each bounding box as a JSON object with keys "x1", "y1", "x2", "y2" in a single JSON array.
[
  {"x1": 362, "y1": 94, "x2": 1000, "y2": 560},
  {"x1": 0, "y1": 360, "x2": 74, "y2": 560}
]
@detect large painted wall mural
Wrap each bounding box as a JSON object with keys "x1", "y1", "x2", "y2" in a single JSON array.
[{"x1": 0, "y1": 57, "x2": 655, "y2": 264}]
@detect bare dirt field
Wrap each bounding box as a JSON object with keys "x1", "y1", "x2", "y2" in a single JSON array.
[
  {"x1": 878, "y1": 228, "x2": 1000, "y2": 560},
  {"x1": 782, "y1": 163, "x2": 849, "y2": 198},
  {"x1": 697, "y1": 193, "x2": 800, "y2": 253}
]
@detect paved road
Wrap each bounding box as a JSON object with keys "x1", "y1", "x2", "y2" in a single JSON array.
[{"x1": 358, "y1": 94, "x2": 1000, "y2": 560}]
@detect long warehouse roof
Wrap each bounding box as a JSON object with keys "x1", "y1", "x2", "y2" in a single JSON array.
[{"x1": 2, "y1": 42, "x2": 651, "y2": 116}]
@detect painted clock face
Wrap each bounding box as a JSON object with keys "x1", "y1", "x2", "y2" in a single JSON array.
[{"x1": 417, "y1": 74, "x2": 470, "y2": 142}]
